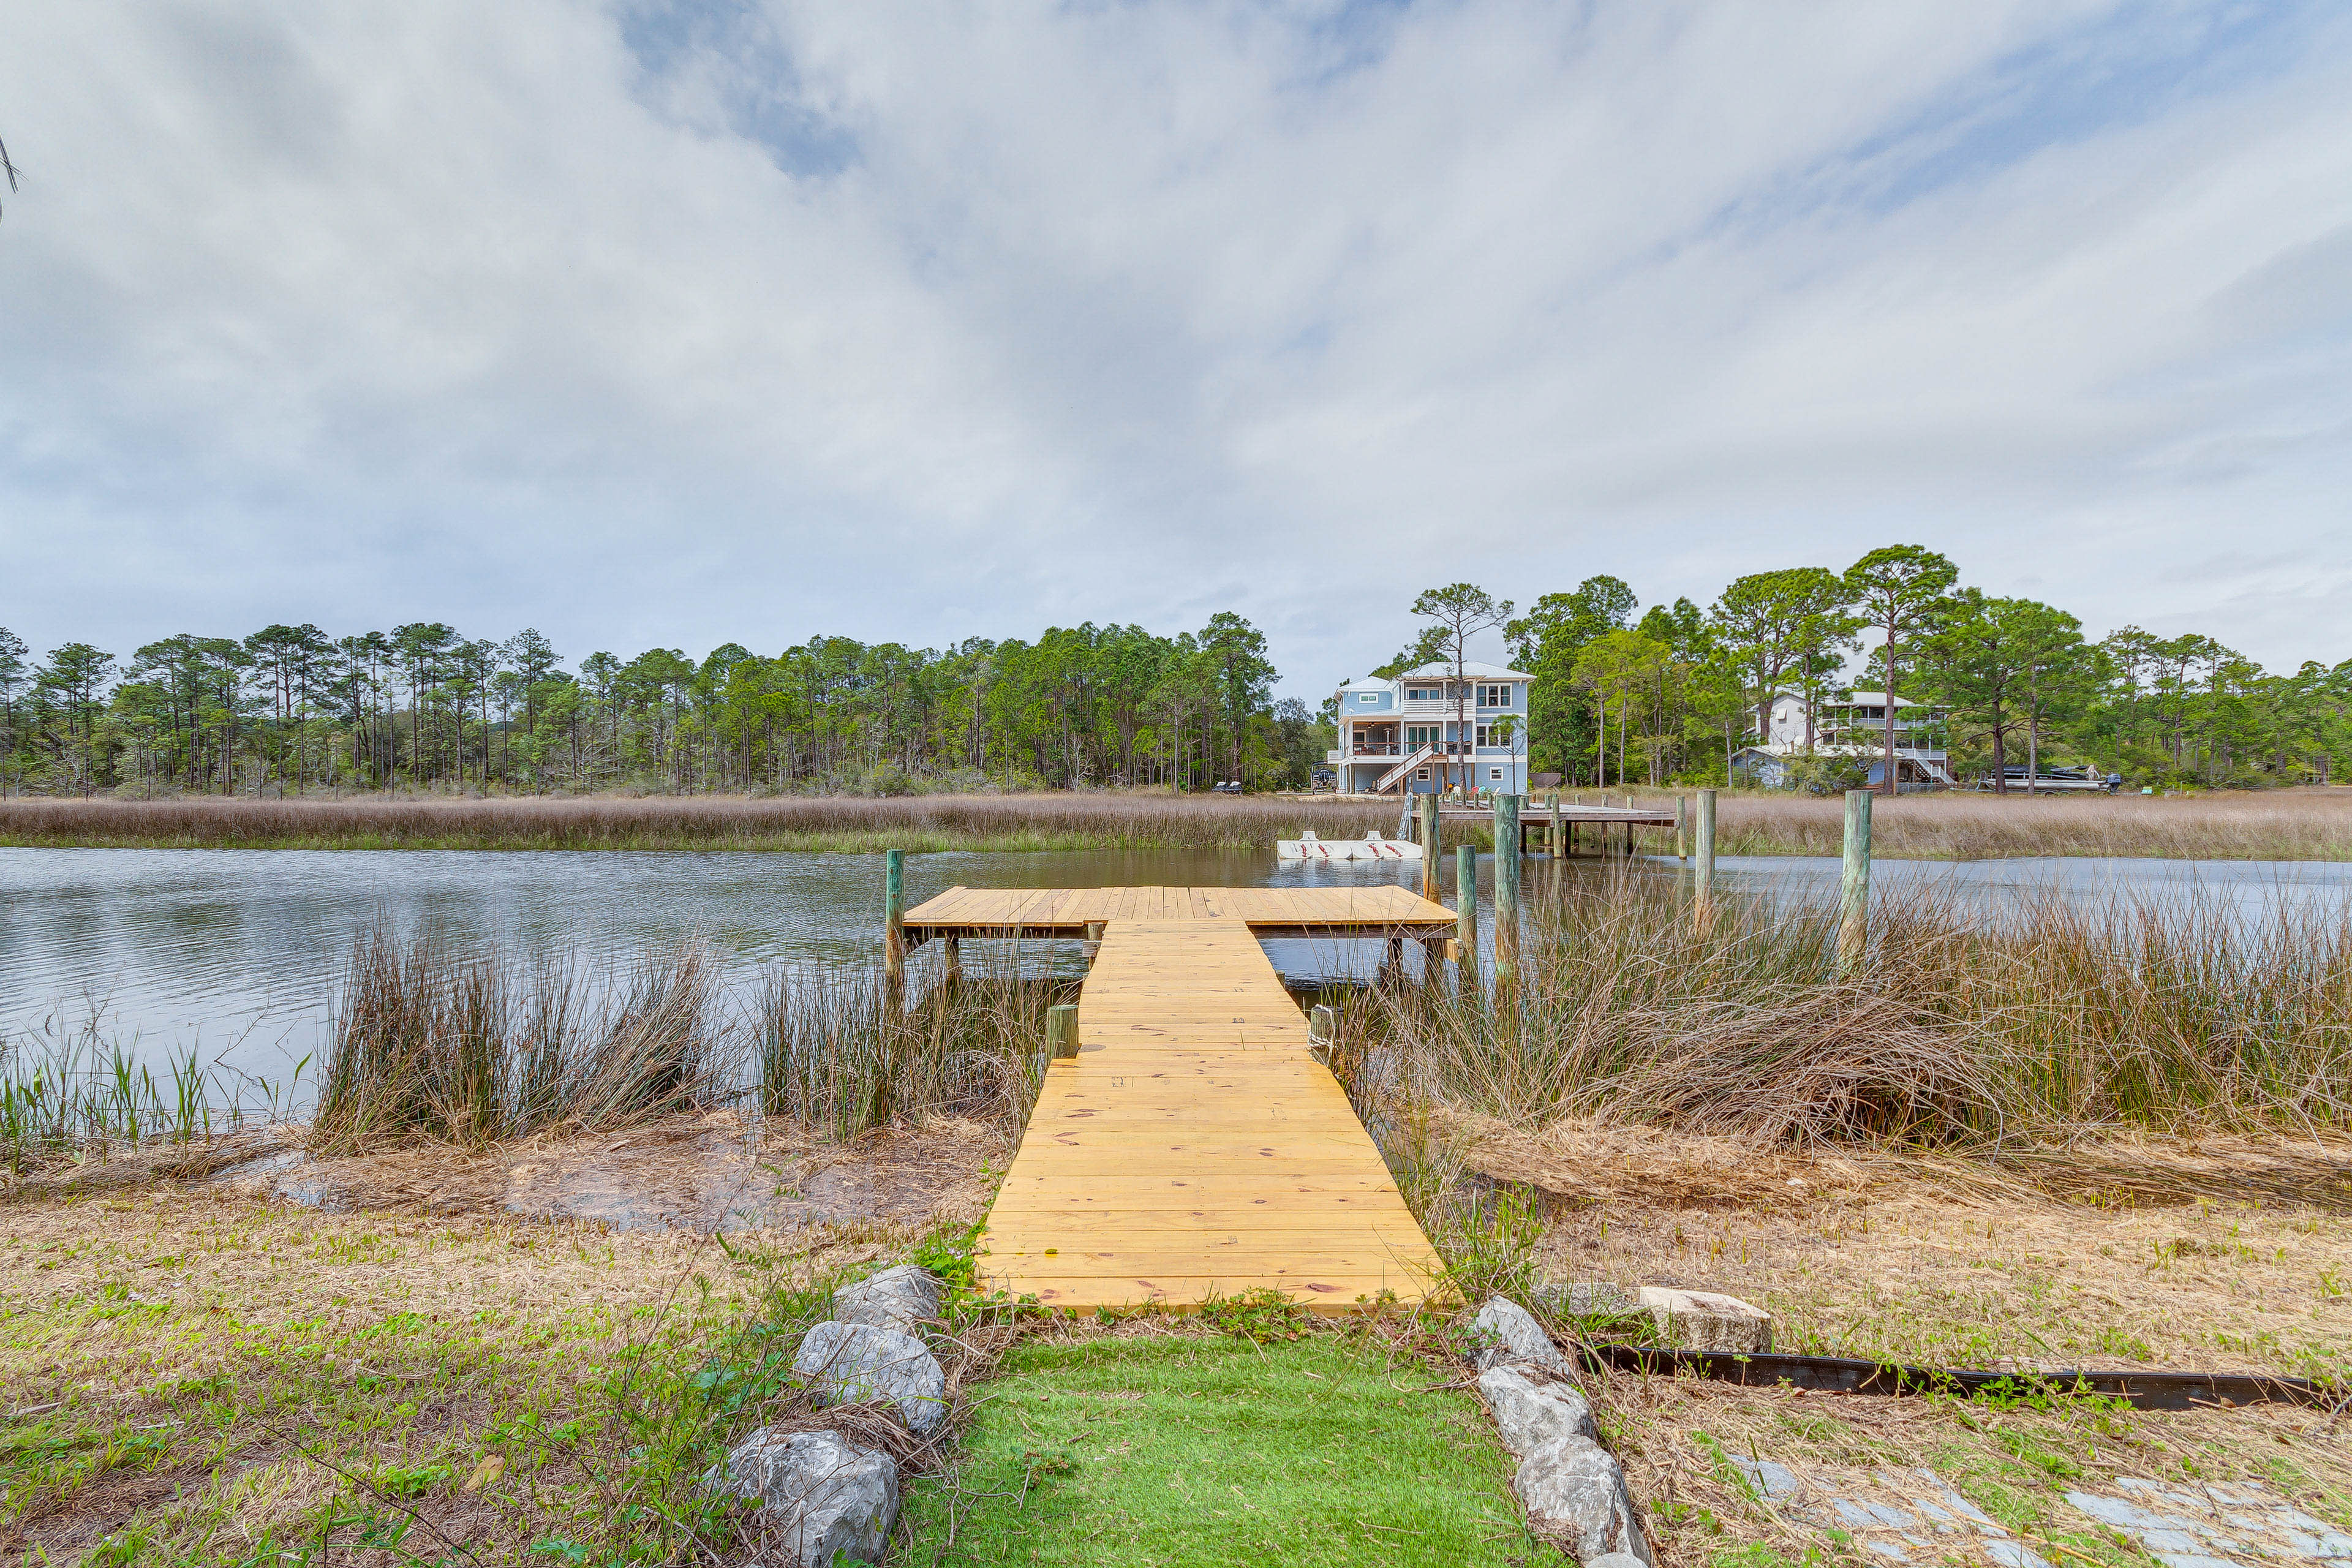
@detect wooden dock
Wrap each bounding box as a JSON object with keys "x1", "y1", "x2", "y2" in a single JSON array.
[
  {"x1": 898, "y1": 886, "x2": 1455, "y2": 1311},
  {"x1": 900, "y1": 883, "x2": 1457, "y2": 944}
]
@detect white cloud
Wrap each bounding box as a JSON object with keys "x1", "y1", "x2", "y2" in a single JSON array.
[{"x1": 0, "y1": 0, "x2": 2346, "y2": 689}]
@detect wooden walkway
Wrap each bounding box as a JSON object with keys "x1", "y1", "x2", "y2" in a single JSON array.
[
  {"x1": 901, "y1": 883, "x2": 1456, "y2": 944},
  {"x1": 928, "y1": 889, "x2": 1453, "y2": 1312}
]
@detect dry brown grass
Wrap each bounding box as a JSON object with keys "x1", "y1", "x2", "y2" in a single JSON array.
[
  {"x1": 1422, "y1": 1114, "x2": 2352, "y2": 1568},
  {"x1": 0, "y1": 791, "x2": 1401, "y2": 853},
  {"x1": 1708, "y1": 785, "x2": 2352, "y2": 861}
]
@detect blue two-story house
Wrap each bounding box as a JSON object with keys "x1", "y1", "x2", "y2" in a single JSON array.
[{"x1": 1328, "y1": 662, "x2": 1534, "y2": 796}]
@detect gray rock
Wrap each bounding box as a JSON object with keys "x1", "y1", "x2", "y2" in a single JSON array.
[
  {"x1": 1479, "y1": 1364, "x2": 1596, "y2": 1457},
  {"x1": 1517, "y1": 1434, "x2": 1653, "y2": 1566},
  {"x1": 832, "y1": 1265, "x2": 943, "y2": 1336},
  {"x1": 793, "y1": 1321, "x2": 949, "y2": 1434},
  {"x1": 1588, "y1": 1554, "x2": 1649, "y2": 1568},
  {"x1": 1635, "y1": 1286, "x2": 1773, "y2": 1354},
  {"x1": 714, "y1": 1427, "x2": 898, "y2": 1567},
  {"x1": 1464, "y1": 1295, "x2": 1578, "y2": 1379}
]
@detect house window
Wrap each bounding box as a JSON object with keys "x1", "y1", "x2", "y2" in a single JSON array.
[
  {"x1": 1476, "y1": 683, "x2": 1510, "y2": 709},
  {"x1": 1357, "y1": 693, "x2": 1380, "y2": 704},
  {"x1": 1475, "y1": 724, "x2": 1501, "y2": 748},
  {"x1": 1489, "y1": 766, "x2": 1504, "y2": 782},
  {"x1": 1404, "y1": 685, "x2": 1441, "y2": 701},
  {"x1": 1405, "y1": 724, "x2": 1439, "y2": 748},
  {"x1": 1415, "y1": 767, "x2": 1430, "y2": 780}
]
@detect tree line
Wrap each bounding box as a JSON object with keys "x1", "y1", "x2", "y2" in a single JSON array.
[
  {"x1": 1366, "y1": 547, "x2": 2350, "y2": 792},
  {"x1": 4, "y1": 545, "x2": 2346, "y2": 799},
  {"x1": 0, "y1": 616, "x2": 1319, "y2": 797}
]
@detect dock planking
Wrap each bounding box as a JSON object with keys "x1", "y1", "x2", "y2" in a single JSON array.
[
  {"x1": 969, "y1": 910, "x2": 1450, "y2": 1311},
  {"x1": 900, "y1": 883, "x2": 1457, "y2": 945}
]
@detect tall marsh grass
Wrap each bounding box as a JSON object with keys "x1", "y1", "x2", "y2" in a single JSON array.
[
  {"x1": 0, "y1": 792, "x2": 1401, "y2": 853},
  {"x1": 1708, "y1": 787, "x2": 2352, "y2": 861},
  {"x1": 755, "y1": 962, "x2": 1073, "y2": 1139},
  {"x1": 309, "y1": 921, "x2": 1076, "y2": 1152},
  {"x1": 311, "y1": 925, "x2": 730, "y2": 1152},
  {"x1": 1339, "y1": 867, "x2": 2352, "y2": 1146}
]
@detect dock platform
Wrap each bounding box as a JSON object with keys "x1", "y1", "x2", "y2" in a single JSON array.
[
  {"x1": 896, "y1": 885, "x2": 1457, "y2": 1311},
  {"x1": 900, "y1": 883, "x2": 1457, "y2": 944}
]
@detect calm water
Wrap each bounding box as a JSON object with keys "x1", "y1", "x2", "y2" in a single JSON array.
[{"x1": 4, "y1": 846, "x2": 2347, "y2": 1087}]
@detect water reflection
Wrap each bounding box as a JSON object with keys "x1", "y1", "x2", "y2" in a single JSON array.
[{"x1": 4, "y1": 845, "x2": 2346, "y2": 1083}]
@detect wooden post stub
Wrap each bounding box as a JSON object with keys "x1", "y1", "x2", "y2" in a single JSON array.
[
  {"x1": 1695, "y1": 788, "x2": 1717, "y2": 931},
  {"x1": 1547, "y1": 791, "x2": 1562, "y2": 858},
  {"x1": 1418, "y1": 792, "x2": 1439, "y2": 902},
  {"x1": 1493, "y1": 793, "x2": 1520, "y2": 978},
  {"x1": 884, "y1": 848, "x2": 907, "y2": 991},
  {"x1": 1675, "y1": 794, "x2": 1689, "y2": 861},
  {"x1": 1047, "y1": 1002, "x2": 1081, "y2": 1060},
  {"x1": 1838, "y1": 788, "x2": 1872, "y2": 977},
  {"x1": 1455, "y1": 843, "x2": 1479, "y2": 989}
]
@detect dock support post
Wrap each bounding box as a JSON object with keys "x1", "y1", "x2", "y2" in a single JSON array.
[
  {"x1": 1547, "y1": 791, "x2": 1562, "y2": 858},
  {"x1": 943, "y1": 935, "x2": 962, "y2": 989},
  {"x1": 1493, "y1": 793, "x2": 1520, "y2": 982},
  {"x1": 1046, "y1": 1002, "x2": 1081, "y2": 1059},
  {"x1": 884, "y1": 848, "x2": 906, "y2": 999},
  {"x1": 1418, "y1": 792, "x2": 1439, "y2": 902},
  {"x1": 1838, "y1": 788, "x2": 1872, "y2": 978},
  {"x1": 1455, "y1": 843, "x2": 1479, "y2": 991},
  {"x1": 1384, "y1": 936, "x2": 1405, "y2": 987},
  {"x1": 1675, "y1": 794, "x2": 1689, "y2": 861},
  {"x1": 1694, "y1": 789, "x2": 1717, "y2": 932},
  {"x1": 1083, "y1": 921, "x2": 1106, "y2": 968}
]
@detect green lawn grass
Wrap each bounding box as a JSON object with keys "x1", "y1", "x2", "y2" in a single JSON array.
[{"x1": 897, "y1": 1333, "x2": 1541, "y2": 1567}]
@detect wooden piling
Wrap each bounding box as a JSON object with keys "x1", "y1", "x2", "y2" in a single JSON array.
[
  {"x1": 1493, "y1": 793, "x2": 1520, "y2": 978},
  {"x1": 943, "y1": 934, "x2": 962, "y2": 987},
  {"x1": 1694, "y1": 788, "x2": 1717, "y2": 931},
  {"x1": 1838, "y1": 788, "x2": 1872, "y2": 978},
  {"x1": 1418, "y1": 792, "x2": 1440, "y2": 902},
  {"x1": 884, "y1": 848, "x2": 906, "y2": 994},
  {"x1": 1047, "y1": 1002, "x2": 1081, "y2": 1059},
  {"x1": 1308, "y1": 1003, "x2": 1337, "y2": 1064},
  {"x1": 1547, "y1": 791, "x2": 1562, "y2": 858},
  {"x1": 1455, "y1": 843, "x2": 1479, "y2": 989},
  {"x1": 1675, "y1": 794, "x2": 1689, "y2": 861}
]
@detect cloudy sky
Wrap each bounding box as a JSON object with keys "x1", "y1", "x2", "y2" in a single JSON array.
[{"x1": 3, "y1": 1, "x2": 2348, "y2": 696}]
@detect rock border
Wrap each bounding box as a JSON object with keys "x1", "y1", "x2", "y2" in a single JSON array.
[
  {"x1": 1462, "y1": 1294, "x2": 1657, "y2": 1567},
  {"x1": 710, "y1": 1263, "x2": 952, "y2": 1568}
]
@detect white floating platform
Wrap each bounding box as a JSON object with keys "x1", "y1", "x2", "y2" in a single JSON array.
[{"x1": 1276, "y1": 829, "x2": 1422, "y2": 862}]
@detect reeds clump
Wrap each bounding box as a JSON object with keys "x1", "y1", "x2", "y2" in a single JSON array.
[
  {"x1": 1, "y1": 1009, "x2": 214, "y2": 1175},
  {"x1": 755, "y1": 959, "x2": 1071, "y2": 1139},
  {"x1": 311, "y1": 922, "x2": 728, "y2": 1153},
  {"x1": 1343, "y1": 866, "x2": 2352, "y2": 1147}
]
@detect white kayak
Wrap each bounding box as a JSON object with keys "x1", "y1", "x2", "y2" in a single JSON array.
[{"x1": 1276, "y1": 829, "x2": 1423, "y2": 862}]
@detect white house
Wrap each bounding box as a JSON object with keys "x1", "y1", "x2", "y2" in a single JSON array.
[
  {"x1": 1730, "y1": 689, "x2": 1954, "y2": 791},
  {"x1": 1329, "y1": 662, "x2": 1534, "y2": 796}
]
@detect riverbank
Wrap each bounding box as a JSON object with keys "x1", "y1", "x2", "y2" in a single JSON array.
[{"x1": 3, "y1": 786, "x2": 2348, "y2": 858}]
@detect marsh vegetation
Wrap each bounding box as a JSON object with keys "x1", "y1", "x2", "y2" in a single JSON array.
[{"x1": 6, "y1": 783, "x2": 2352, "y2": 857}]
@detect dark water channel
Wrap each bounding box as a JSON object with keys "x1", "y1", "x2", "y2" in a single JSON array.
[{"x1": 5, "y1": 845, "x2": 2348, "y2": 1088}]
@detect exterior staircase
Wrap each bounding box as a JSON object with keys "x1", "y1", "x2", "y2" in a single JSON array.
[{"x1": 1376, "y1": 744, "x2": 1439, "y2": 793}]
